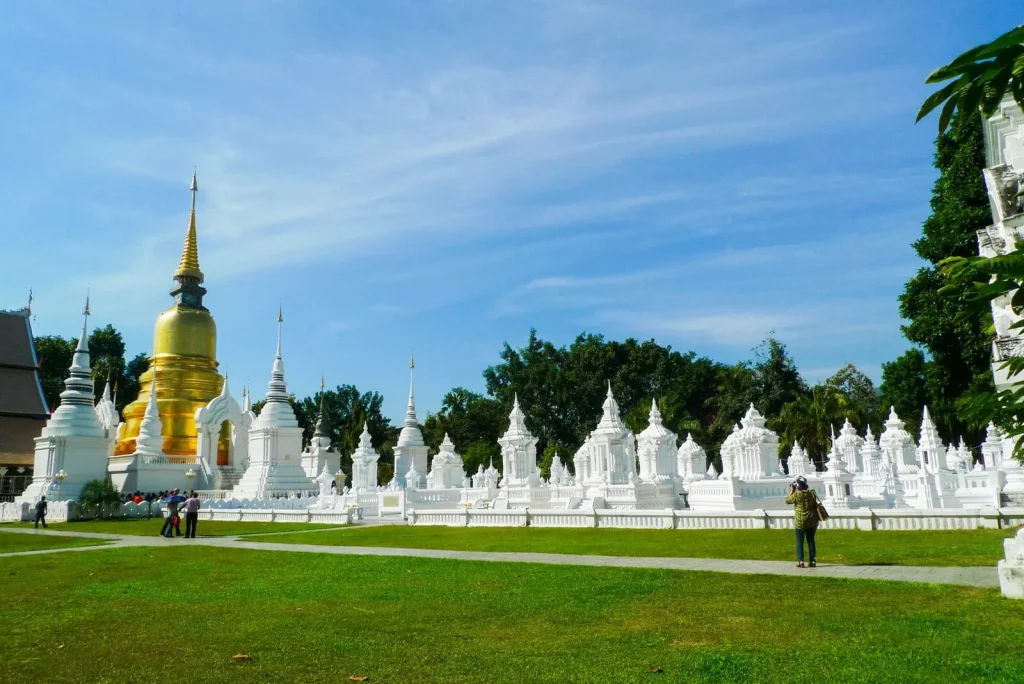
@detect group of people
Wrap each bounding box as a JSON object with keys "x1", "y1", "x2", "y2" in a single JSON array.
[
  {"x1": 122, "y1": 491, "x2": 172, "y2": 505},
  {"x1": 158, "y1": 490, "x2": 201, "y2": 539}
]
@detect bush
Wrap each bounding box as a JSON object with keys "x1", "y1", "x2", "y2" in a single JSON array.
[{"x1": 77, "y1": 479, "x2": 122, "y2": 518}]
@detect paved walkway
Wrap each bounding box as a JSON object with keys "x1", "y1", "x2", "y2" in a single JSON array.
[{"x1": 0, "y1": 527, "x2": 999, "y2": 588}]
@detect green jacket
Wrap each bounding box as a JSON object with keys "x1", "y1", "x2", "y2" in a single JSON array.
[{"x1": 785, "y1": 489, "x2": 819, "y2": 530}]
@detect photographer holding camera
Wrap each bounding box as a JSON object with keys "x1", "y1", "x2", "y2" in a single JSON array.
[{"x1": 785, "y1": 476, "x2": 821, "y2": 568}]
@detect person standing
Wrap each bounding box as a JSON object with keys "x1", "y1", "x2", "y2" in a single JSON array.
[
  {"x1": 785, "y1": 476, "x2": 820, "y2": 568},
  {"x1": 34, "y1": 496, "x2": 47, "y2": 529},
  {"x1": 182, "y1": 492, "x2": 201, "y2": 538},
  {"x1": 160, "y1": 490, "x2": 184, "y2": 538}
]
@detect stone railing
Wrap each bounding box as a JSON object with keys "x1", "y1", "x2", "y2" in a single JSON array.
[
  {"x1": 408, "y1": 507, "x2": 1024, "y2": 530},
  {"x1": 197, "y1": 508, "x2": 354, "y2": 525}
]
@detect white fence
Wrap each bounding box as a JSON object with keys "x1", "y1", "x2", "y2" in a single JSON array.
[{"x1": 409, "y1": 507, "x2": 1024, "y2": 531}]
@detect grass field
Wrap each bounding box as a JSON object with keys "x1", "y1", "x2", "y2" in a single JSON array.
[
  {"x1": 0, "y1": 545, "x2": 1020, "y2": 683},
  {"x1": 2, "y1": 519, "x2": 335, "y2": 537},
  {"x1": 0, "y1": 533, "x2": 108, "y2": 553},
  {"x1": 249, "y1": 524, "x2": 1018, "y2": 567}
]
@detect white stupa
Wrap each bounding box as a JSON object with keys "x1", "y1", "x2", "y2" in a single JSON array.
[
  {"x1": 18, "y1": 297, "x2": 114, "y2": 503},
  {"x1": 233, "y1": 308, "x2": 315, "y2": 498},
  {"x1": 392, "y1": 355, "x2": 428, "y2": 488}
]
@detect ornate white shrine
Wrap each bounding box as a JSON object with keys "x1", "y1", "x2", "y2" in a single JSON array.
[
  {"x1": 637, "y1": 399, "x2": 679, "y2": 484},
  {"x1": 494, "y1": 395, "x2": 549, "y2": 509},
  {"x1": 349, "y1": 422, "x2": 380, "y2": 492},
  {"x1": 426, "y1": 434, "x2": 466, "y2": 489}
]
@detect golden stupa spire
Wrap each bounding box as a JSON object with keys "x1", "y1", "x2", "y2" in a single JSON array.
[{"x1": 174, "y1": 170, "x2": 204, "y2": 281}]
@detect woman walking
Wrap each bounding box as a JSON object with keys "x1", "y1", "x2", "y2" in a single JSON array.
[{"x1": 785, "y1": 476, "x2": 820, "y2": 568}]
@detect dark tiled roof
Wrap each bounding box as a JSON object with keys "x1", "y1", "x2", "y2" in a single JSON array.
[
  {"x1": 0, "y1": 310, "x2": 49, "y2": 417},
  {"x1": 0, "y1": 367, "x2": 49, "y2": 416},
  {"x1": 0, "y1": 310, "x2": 39, "y2": 369},
  {"x1": 0, "y1": 414, "x2": 44, "y2": 467}
]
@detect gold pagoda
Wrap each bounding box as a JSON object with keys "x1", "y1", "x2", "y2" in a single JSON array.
[{"x1": 114, "y1": 173, "x2": 230, "y2": 463}]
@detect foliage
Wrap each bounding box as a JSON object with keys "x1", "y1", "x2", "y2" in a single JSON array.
[
  {"x1": 825, "y1": 364, "x2": 879, "y2": 424},
  {"x1": 422, "y1": 388, "x2": 504, "y2": 473},
  {"x1": 898, "y1": 110, "x2": 994, "y2": 442},
  {"x1": 482, "y1": 329, "x2": 733, "y2": 468},
  {"x1": 75, "y1": 479, "x2": 122, "y2": 516},
  {"x1": 252, "y1": 386, "x2": 399, "y2": 484},
  {"x1": 941, "y1": 251, "x2": 1024, "y2": 458},
  {"x1": 749, "y1": 337, "x2": 807, "y2": 418},
  {"x1": 34, "y1": 334, "x2": 75, "y2": 410},
  {"x1": 34, "y1": 325, "x2": 147, "y2": 413},
  {"x1": 879, "y1": 349, "x2": 931, "y2": 438},
  {"x1": 773, "y1": 385, "x2": 861, "y2": 465},
  {"x1": 917, "y1": 24, "x2": 1024, "y2": 134}
]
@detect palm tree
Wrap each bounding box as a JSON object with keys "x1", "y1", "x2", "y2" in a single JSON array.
[
  {"x1": 918, "y1": 24, "x2": 1024, "y2": 134},
  {"x1": 773, "y1": 386, "x2": 863, "y2": 468}
]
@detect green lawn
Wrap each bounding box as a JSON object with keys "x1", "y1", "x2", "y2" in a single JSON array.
[
  {"x1": 0, "y1": 545, "x2": 1019, "y2": 683},
  {"x1": 250, "y1": 524, "x2": 1017, "y2": 567},
  {"x1": 0, "y1": 532, "x2": 108, "y2": 553},
  {"x1": 3, "y1": 519, "x2": 337, "y2": 537}
]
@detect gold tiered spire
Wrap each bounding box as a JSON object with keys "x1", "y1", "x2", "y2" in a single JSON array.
[{"x1": 174, "y1": 170, "x2": 204, "y2": 281}]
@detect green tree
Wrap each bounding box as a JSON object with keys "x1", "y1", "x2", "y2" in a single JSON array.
[
  {"x1": 774, "y1": 385, "x2": 861, "y2": 467},
  {"x1": 483, "y1": 329, "x2": 726, "y2": 470},
  {"x1": 899, "y1": 110, "x2": 995, "y2": 443},
  {"x1": 291, "y1": 385, "x2": 397, "y2": 482},
  {"x1": 34, "y1": 325, "x2": 146, "y2": 413},
  {"x1": 76, "y1": 479, "x2": 122, "y2": 517},
  {"x1": 879, "y1": 349, "x2": 931, "y2": 438},
  {"x1": 825, "y1": 364, "x2": 880, "y2": 428},
  {"x1": 34, "y1": 335, "x2": 75, "y2": 410},
  {"x1": 749, "y1": 337, "x2": 807, "y2": 418},
  {"x1": 917, "y1": 24, "x2": 1024, "y2": 134},
  {"x1": 422, "y1": 388, "x2": 504, "y2": 474}
]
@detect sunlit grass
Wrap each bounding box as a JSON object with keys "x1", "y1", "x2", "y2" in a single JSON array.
[
  {"x1": 250, "y1": 524, "x2": 1018, "y2": 567},
  {"x1": 0, "y1": 545, "x2": 1020, "y2": 683}
]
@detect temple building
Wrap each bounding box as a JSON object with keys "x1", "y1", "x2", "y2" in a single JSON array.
[
  {"x1": 0, "y1": 300, "x2": 49, "y2": 496},
  {"x1": 114, "y1": 172, "x2": 228, "y2": 464}
]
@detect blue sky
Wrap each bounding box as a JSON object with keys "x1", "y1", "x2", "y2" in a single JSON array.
[{"x1": 0, "y1": 1, "x2": 1007, "y2": 422}]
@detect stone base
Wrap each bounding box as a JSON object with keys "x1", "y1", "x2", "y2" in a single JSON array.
[
  {"x1": 999, "y1": 529, "x2": 1024, "y2": 599},
  {"x1": 108, "y1": 456, "x2": 200, "y2": 494}
]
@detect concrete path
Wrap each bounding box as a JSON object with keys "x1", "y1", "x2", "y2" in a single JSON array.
[{"x1": 0, "y1": 527, "x2": 999, "y2": 588}]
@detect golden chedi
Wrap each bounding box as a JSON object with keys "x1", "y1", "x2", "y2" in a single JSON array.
[{"x1": 114, "y1": 173, "x2": 230, "y2": 463}]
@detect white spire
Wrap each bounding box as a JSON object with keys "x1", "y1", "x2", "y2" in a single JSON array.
[
  {"x1": 135, "y1": 369, "x2": 164, "y2": 457},
  {"x1": 397, "y1": 355, "x2": 425, "y2": 447},
  {"x1": 257, "y1": 309, "x2": 299, "y2": 428},
  {"x1": 403, "y1": 354, "x2": 418, "y2": 429},
  {"x1": 596, "y1": 381, "x2": 625, "y2": 431}
]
